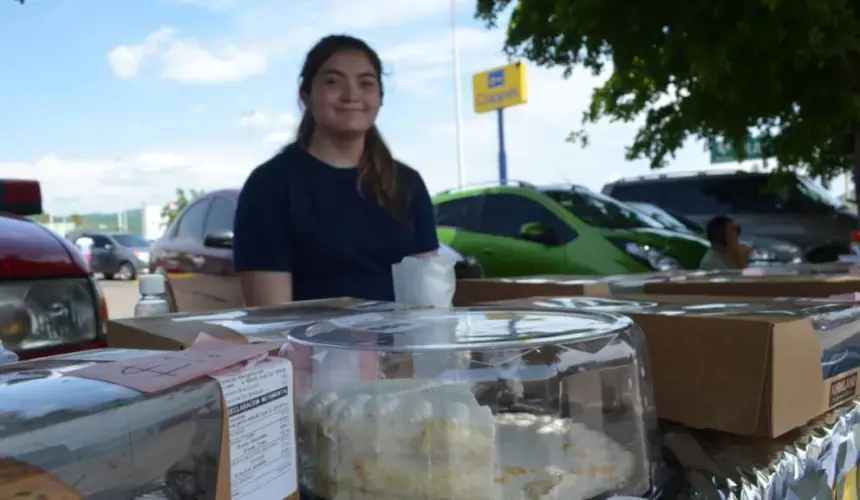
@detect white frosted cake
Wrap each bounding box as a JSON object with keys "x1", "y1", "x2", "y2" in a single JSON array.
[{"x1": 297, "y1": 379, "x2": 637, "y2": 500}]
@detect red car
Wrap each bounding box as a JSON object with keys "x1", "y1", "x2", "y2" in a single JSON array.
[
  {"x1": 150, "y1": 188, "x2": 483, "y2": 312},
  {"x1": 0, "y1": 180, "x2": 109, "y2": 360}
]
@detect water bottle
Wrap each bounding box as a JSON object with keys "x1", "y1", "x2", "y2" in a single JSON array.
[
  {"x1": 0, "y1": 340, "x2": 19, "y2": 365},
  {"x1": 135, "y1": 274, "x2": 172, "y2": 317}
]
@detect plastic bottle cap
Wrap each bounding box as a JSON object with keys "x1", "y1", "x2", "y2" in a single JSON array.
[{"x1": 139, "y1": 274, "x2": 166, "y2": 295}]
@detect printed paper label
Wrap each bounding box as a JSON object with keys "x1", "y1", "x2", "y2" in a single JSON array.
[{"x1": 212, "y1": 357, "x2": 297, "y2": 500}]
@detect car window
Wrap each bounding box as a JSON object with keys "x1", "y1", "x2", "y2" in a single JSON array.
[
  {"x1": 90, "y1": 235, "x2": 112, "y2": 248},
  {"x1": 479, "y1": 193, "x2": 577, "y2": 244},
  {"x1": 545, "y1": 189, "x2": 664, "y2": 230},
  {"x1": 629, "y1": 203, "x2": 694, "y2": 233},
  {"x1": 611, "y1": 176, "x2": 782, "y2": 215},
  {"x1": 204, "y1": 197, "x2": 236, "y2": 236},
  {"x1": 435, "y1": 196, "x2": 482, "y2": 232},
  {"x1": 174, "y1": 199, "x2": 210, "y2": 241},
  {"x1": 112, "y1": 233, "x2": 149, "y2": 247}
]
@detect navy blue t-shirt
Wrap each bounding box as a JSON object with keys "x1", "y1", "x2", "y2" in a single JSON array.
[{"x1": 233, "y1": 146, "x2": 439, "y2": 302}]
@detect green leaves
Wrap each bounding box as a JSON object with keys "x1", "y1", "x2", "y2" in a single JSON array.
[{"x1": 475, "y1": 0, "x2": 860, "y2": 178}]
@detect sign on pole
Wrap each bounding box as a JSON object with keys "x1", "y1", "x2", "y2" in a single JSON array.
[
  {"x1": 709, "y1": 138, "x2": 768, "y2": 164},
  {"x1": 471, "y1": 62, "x2": 528, "y2": 114}
]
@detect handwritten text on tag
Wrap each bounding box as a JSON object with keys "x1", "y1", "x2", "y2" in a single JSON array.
[{"x1": 70, "y1": 334, "x2": 270, "y2": 393}]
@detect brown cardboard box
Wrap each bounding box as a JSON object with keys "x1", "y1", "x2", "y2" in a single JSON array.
[
  {"x1": 453, "y1": 276, "x2": 611, "y2": 306},
  {"x1": 642, "y1": 274, "x2": 860, "y2": 298},
  {"x1": 488, "y1": 295, "x2": 860, "y2": 437},
  {"x1": 107, "y1": 297, "x2": 386, "y2": 351}
]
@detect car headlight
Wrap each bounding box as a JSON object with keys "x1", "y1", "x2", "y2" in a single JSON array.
[
  {"x1": 134, "y1": 251, "x2": 150, "y2": 264},
  {"x1": 620, "y1": 241, "x2": 681, "y2": 271},
  {"x1": 0, "y1": 278, "x2": 99, "y2": 353}
]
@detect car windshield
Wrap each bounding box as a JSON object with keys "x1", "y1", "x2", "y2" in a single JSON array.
[
  {"x1": 796, "y1": 176, "x2": 845, "y2": 210},
  {"x1": 628, "y1": 203, "x2": 692, "y2": 233},
  {"x1": 112, "y1": 234, "x2": 149, "y2": 248},
  {"x1": 544, "y1": 189, "x2": 665, "y2": 230}
]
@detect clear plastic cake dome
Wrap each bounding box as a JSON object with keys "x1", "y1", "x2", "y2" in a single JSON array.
[{"x1": 282, "y1": 306, "x2": 657, "y2": 500}]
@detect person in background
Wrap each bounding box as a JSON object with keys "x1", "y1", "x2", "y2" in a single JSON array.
[
  {"x1": 233, "y1": 34, "x2": 439, "y2": 307},
  {"x1": 699, "y1": 215, "x2": 750, "y2": 270}
]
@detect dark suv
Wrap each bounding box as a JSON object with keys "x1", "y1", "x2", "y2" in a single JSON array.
[{"x1": 602, "y1": 171, "x2": 858, "y2": 263}]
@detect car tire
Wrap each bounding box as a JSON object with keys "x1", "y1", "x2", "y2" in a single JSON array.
[{"x1": 116, "y1": 262, "x2": 136, "y2": 281}]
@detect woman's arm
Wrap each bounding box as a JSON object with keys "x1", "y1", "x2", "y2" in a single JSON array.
[
  {"x1": 234, "y1": 162, "x2": 294, "y2": 306},
  {"x1": 408, "y1": 169, "x2": 439, "y2": 258}
]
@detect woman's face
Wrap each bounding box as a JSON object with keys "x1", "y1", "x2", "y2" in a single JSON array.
[
  {"x1": 304, "y1": 50, "x2": 381, "y2": 137},
  {"x1": 725, "y1": 221, "x2": 741, "y2": 246}
]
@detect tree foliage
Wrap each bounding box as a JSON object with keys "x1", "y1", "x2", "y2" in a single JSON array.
[
  {"x1": 161, "y1": 188, "x2": 205, "y2": 228},
  {"x1": 475, "y1": 0, "x2": 860, "y2": 183}
]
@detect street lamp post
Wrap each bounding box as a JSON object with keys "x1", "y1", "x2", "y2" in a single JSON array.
[{"x1": 451, "y1": 0, "x2": 466, "y2": 188}]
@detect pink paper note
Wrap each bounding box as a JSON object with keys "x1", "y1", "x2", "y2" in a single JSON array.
[
  {"x1": 742, "y1": 267, "x2": 766, "y2": 277},
  {"x1": 70, "y1": 332, "x2": 271, "y2": 393}
]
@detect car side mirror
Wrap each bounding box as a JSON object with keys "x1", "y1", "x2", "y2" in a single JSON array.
[
  {"x1": 204, "y1": 230, "x2": 234, "y2": 249},
  {"x1": 104, "y1": 244, "x2": 113, "y2": 250},
  {"x1": 518, "y1": 222, "x2": 560, "y2": 245}
]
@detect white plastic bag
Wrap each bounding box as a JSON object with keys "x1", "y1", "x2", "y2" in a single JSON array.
[{"x1": 392, "y1": 254, "x2": 457, "y2": 308}]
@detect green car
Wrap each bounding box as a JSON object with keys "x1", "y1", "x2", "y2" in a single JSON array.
[{"x1": 432, "y1": 182, "x2": 709, "y2": 277}]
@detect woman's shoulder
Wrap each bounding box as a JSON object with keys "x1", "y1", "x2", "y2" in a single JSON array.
[
  {"x1": 247, "y1": 146, "x2": 309, "y2": 183},
  {"x1": 394, "y1": 160, "x2": 426, "y2": 188}
]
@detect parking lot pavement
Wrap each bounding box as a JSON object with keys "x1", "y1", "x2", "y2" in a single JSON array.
[{"x1": 99, "y1": 279, "x2": 139, "y2": 319}]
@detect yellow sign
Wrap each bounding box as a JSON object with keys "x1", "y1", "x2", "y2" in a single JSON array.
[{"x1": 472, "y1": 62, "x2": 528, "y2": 114}]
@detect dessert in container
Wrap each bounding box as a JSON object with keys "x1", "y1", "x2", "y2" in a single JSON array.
[{"x1": 281, "y1": 306, "x2": 658, "y2": 500}]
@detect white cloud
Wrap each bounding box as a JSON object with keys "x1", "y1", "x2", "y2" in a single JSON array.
[
  {"x1": 263, "y1": 131, "x2": 294, "y2": 145},
  {"x1": 107, "y1": 28, "x2": 174, "y2": 79},
  {"x1": 237, "y1": 111, "x2": 296, "y2": 129},
  {"x1": 0, "y1": 147, "x2": 269, "y2": 215},
  {"x1": 107, "y1": 28, "x2": 267, "y2": 84}
]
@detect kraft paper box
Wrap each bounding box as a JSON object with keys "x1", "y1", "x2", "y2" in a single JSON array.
[
  {"x1": 642, "y1": 274, "x2": 860, "y2": 298},
  {"x1": 453, "y1": 276, "x2": 611, "y2": 306},
  {"x1": 107, "y1": 297, "x2": 396, "y2": 351},
  {"x1": 107, "y1": 298, "x2": 409, "y2": 391},
  {"x1": 487, "y1": 295, "x2": 860, "y2": 438}
]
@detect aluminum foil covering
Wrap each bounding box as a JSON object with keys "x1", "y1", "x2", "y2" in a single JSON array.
[
  {"x1": 0, "y1": 349, "x2": 226, "y2": 499},
  {"x1": 657, "y1": 399, "x2": 860, "y2": 499}
]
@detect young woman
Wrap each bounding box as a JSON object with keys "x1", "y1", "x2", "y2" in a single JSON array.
[{"x1": 233, "y1": 35, "x2": 439, "y2": 307}]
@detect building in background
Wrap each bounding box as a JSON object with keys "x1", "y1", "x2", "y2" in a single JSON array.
[{"x1": 141, "y1": 205, "x2": 166, "y2": 241}]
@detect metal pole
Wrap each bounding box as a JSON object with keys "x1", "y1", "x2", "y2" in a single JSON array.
[
  {"x1": 450, "y1": 0, "x2": 466, "y2": 188},
  {"x1": 497, "y1": 108, "x2": 507, "y2": 183}
]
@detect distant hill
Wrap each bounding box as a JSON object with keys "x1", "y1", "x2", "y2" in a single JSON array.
[{"x1": 32, "y1": 208, "x2": 145, "y2": 235}]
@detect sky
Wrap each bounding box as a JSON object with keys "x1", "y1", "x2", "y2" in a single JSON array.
[{"x1": 0, "y1": 0, "x2": 744, "y2": 215}]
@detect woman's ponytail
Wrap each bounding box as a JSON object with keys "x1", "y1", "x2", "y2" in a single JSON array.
[{"x1": 358, "y1": 125, "x2": 408, "y2": 221}]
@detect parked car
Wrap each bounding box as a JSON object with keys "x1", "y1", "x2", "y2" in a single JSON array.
[
  {"x1": 0, "y1": 179, "x2": 108, "y2": 360},
  {"x1": 432, "y1": 182, "x2": 709, "y2": 277},
  {"x1": 602, "y1": 170, "x2": 857, "y2": 263},
  {"x1": 627, "y1": 201, "x2": 804, "y2": 265},
  {"x1": 151, "y1": 189, "x2": 484, "y2": 312},
  {"x1": 66, "y1": 231, "x2": 151, "y2": 280}
]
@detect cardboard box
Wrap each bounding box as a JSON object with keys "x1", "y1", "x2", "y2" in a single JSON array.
[
  {"x1": 107, "y1": 297, "x2": 385, "y2": 351},
  {"x1": 642, "y1": 274, "x2": 860, "y2": 298},
  {"x1": 108, "y1": 298, "x2": 405, "y2": 393},
  {"x1": 453, "y1": 276, "x2": 611, "y2": 306},
  {"x1": 487, "y1": 295, "x2": 860, "y2": 437}
]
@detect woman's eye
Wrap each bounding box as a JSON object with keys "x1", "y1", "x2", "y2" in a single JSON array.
[{"x1": 360, "y1": 80, "x2": 377, "y2": 88}]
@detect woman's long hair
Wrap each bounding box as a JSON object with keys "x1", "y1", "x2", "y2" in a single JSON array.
[{"x1": 291, "y1": 35, "x2": 408, "y2": 221}]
